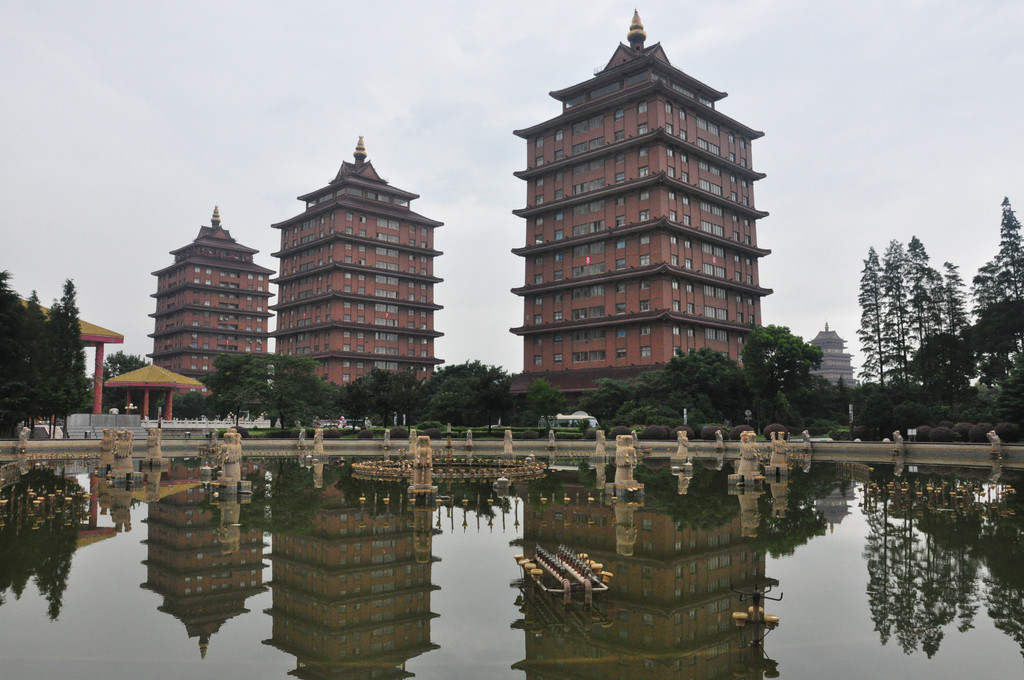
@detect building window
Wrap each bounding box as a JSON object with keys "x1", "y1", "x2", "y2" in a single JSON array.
[{"x1": 640, "y1": 346, "x2": 652, "y2": 357}]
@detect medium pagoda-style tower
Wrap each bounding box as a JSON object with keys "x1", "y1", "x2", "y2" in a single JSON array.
[
  {"x1": 271, "y1": 138, "x2": 443, "y2": 384},
  {"x1": 150, "y1": 208, "x2": 274, "y2": 380},
  {"x1": 808, "y1": 323, "x2": 856, "y2": 385},
  {"x1": 511, "y1": 13, "x2": 771, "y2": 399}
]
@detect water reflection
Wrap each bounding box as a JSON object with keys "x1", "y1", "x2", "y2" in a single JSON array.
[{"x1": 1, "y1": 456, "x2": 1023, "y2": 678}]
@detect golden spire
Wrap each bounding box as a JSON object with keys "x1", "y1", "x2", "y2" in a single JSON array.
[
  {"x1": 211, "y1": 205, "x2": 221, "y2": 227},
  {"x1": 627, "y1": 10, "x2": 647, "y2": 50},
  {"x1": 353, "y1": 135, "x2": 367, "y2": 164}
]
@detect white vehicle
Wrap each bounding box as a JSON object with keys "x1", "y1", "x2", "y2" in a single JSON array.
[{"x1": 539, "y1": 411, "x2": 599, "y2": 429}]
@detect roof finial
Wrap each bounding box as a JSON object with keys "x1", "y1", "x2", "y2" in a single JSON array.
[
  {"x1": 825, "y1": 321, "x2": 830, "y2": 331},
  {"x1": 628, "y1": 10, "x2": 647, "y2": 51},
  {"x1": 211, "y1": 205, "x2": 221, "y2": 227},
  {"x1": 354, "y1": 136, "x2": 367, "y2": 165}
]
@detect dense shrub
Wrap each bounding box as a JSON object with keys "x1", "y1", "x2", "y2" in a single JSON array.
[
  {"x1": 969, "y1": 422, "x2": 994, "y2": 443},
  {"x1": 952, "y1": 423, "x2": 973, "y2": 442},
  {"x1": 995, "y1": 422, "x2": 1022, "y2": 443},
  {"x1": 234, "y1": 426, "x2": 249, "y2": 439},
  {"x1": 389, "y1": 427, "x2": 409, "y2": 439},
  {"x1": 701, "y1": 425, "x2": 725, "y2": 441},
  {"x1": 422, "y1": 427, "x2": 443, "y2": 439},
  {"x1": 640, "y1": 425, "x2": 670, "y2": 440},
  {"x1": 851, "y1": 425, "x2": 870, "y2": 441},
  {"x1": 415, "y1": 421, "x2": 444, "y2": 431},
  {"x1": 518, "y1": 429, "x2": 539, "y2": 439},
  {"x1": 913, "y1": 425, "x2": 932, "y2": 442},
  {"x1": 806, "y1": 425, "x2": 831, "y2": 436},
  {"x1": 357, "y1": 429, "x2": 376, "y2": 439},
  {"x1": 929, "y1": 427, "x2": 956, "y2": 442},
  {"x1": 937, "y1": 420, "x2": 955, "y2": 429},
  {"x1": 584, "y1": 428, "x2": 597, "y2": 440},
  {"x1": 763, "y1": 423, "x2": 788, "y2": 439},
  {"x1": 322, "y1": 429, "x2": 342, "y2": 439},
  {"x1": 609, "y1": 425, "x2": 632, "y2": 438},
  {"x1": 670, "y1": 425, "x2": 695, "y2": 440},
  {"x1": 729, "y1": 425, "x2": 754, "y2": 441}
]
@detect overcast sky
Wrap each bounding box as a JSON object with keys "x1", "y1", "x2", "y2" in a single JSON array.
[{"x1": 3, "y1": 1, "x2": 1023, "y2": 376}]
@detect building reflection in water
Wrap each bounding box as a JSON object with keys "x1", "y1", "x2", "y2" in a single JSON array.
[
  {"x1": 513, "y1": 470, "x2": 781, "y2": 680},
  {"x1": 262, "y1": 481, "x2": 439, "y2": 679},
  {"x1": 140, "y1": 462, "x2": 267, "y2": 658}
]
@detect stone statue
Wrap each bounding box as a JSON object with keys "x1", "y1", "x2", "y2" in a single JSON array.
[
  {"x1": 18, "y1": 426, "x2": 30, "y2": 452},
  {"x1": 113, "y1": 429, "x2": 135, "y2": 468},
  {"x1": 987, "y1": 430, "x2": 1002, "y2": 458},
  {"x1": 675, "y1": 429, "x2": 689, "y2": 460},
  {"x1": 735, "y1": 430, "x2": 761, "y2": 483},
  {"x1": 146, "y1": 428, "x2": 162, "y2": 459},
  {"x1": 297, "y1": 428, "x2": 307, "y2": 448},
  {"x1": 99, "y1": 428, "x2": 114, "y2": 453},
  {"x1": 220, "y1": 428, "x2": 242, "y2": 484},
  {"x1": 503, "y1": 429, "x2": 514, "y2": 458},
  {"x1": 313, "y1": 428, "x2": 325, "y2": 456}
]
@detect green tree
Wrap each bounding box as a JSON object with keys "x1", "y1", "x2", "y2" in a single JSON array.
[
  {"x1": 741, "y1": 325, "x2": 822, "y2": 426},
  {"x1": 174, "y1": 390, "x2": 210, "y2": 419},
  {"x1": 881, "y1": 240, "x2": 912, "y2": 384},
  {"x1": 972, "y1": 198, "x2": 1024, "y2": 384},
  {"x1": 906, "y1": 236, "x2": 942, "y2": 346},
  {"x1": 337, "y1": 367, "x2": 424, "y2": 427},
  {"x1": 858, "y1": 247, "x2": 887, "y2": 384},
  {"x1": 421, "y1": 361, "x2": 513, "y2": 429},
  {"x1": 0, "y1": 272, "x2": 30, "y2": 436},
  {"x1": 937, "y1": 262, "x2": 969, "y2": 336},
  {"x1": 42, "y1": 280, "x2": 90, "y2": 432},
  {"x1": 203, "y1": 353, "x2": 267, "y2": 421},
  {"x1": 577, "y1": 378, "x2": 637, "y2": 425},
  {"x1": 525, "y1": 378, "x2": 566, "y2": 426}
]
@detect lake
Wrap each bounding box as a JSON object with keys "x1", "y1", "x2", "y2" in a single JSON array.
[{"x1": 0, "y1": 453, "x2": 1021, "y2": 679}]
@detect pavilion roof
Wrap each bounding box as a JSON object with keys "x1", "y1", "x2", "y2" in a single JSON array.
[{"x1": 105, "y1": 365, "x2": 204, "y2": 388}]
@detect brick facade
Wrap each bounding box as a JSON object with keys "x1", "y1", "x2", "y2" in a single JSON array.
[{"x1": 511, "y1": 14, "x2": 771, "y2": 397}]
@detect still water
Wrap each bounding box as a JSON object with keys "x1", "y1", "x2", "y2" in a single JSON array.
[{"x1": 0, "y1": 456, "x2": 1022, "y2": 679}]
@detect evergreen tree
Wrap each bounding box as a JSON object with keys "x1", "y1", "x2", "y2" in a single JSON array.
[
  {"x1": 905, "y1": 236, "x2": 942, "y2": 345},
  {"x1": 972, "y1": 198, "x2": 1024, "y2": 384},
  {"x1": 42, "y1": 280, "x2": 90, "y2": 431},
  {"x1": 22, "y1": 292, "x2": 49, "y2": 426},
  {"x1": 0, "y1": 272, "x2": 30, "y2": 436},
  {"x1": 937, "y1": 262, "x2": 969, "y2": 336},
  {"x1": 881, "y1": 240, "x2": 912, "y2": 383},
  {"x1": 525, "y1": 378, "x2": 566, "y2": 426},
  {"x1": 858, "y1": 247, "x2": 887, "y2": 384}
]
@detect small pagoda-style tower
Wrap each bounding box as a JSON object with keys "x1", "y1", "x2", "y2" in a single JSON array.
[
  {"x1": 150, "y1": 208, "x2": 274, "y2": 380},
  {"x1": 808, "y1": 323, "x2": 855, "y2": 385},
  {"x1": 271, "y1": 137, "x2": 444, "y2": 384}
]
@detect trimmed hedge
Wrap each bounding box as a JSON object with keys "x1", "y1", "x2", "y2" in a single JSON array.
[
  {"x1": 995, "y1": 422, "x2": 1022, "y2": 443},
  {"x1": 763, "y1": 423, "x2": 788, "y2": 439},
  {"x1": 930, "y1": 427, "x2": 956, "y2": 442},
  {"x1": 729, "y1": 425, "x2": 754, "y2": 441},
  {"x1": 640, "y1": 425, "x2": 670, "y2": 440},
  {"x1": 701, "y1": 425, "x2": 725, "y2": 441}
]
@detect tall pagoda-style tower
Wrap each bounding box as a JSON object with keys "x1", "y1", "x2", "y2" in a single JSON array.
[
  {"x1": 271, "y1": 138, "x2": 443, "y2": 384},
  {"x1": 150, "y1": 208, "x2": 274, "y2": 380},
  {"x1": 511, "y1": 13, "x2": 771, "y2": 398}
]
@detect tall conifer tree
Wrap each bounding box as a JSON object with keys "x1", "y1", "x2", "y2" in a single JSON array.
[
  {"x1": 858, "y1": 247, "x2": 886, "y2": 384},
  {"x1": 43, "y1": 280, "x2": 90, "y2": 432},
  {"x1": 881, "y1": 240, "x2": 912, "y2": 383}
]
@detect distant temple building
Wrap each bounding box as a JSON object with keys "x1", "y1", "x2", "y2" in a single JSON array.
[
  {"x1": 808, "y1": 323, "x2": 855, "y2": 385},
  {"x1": 271, "y1": 137, "x2": 443, "y2": 384},
  {"x1": 510, "y1": 13, "x2": 771, "y2": 400},
  {"x1": 149, "y1": 208, "x2": 274, "y2": 380}
]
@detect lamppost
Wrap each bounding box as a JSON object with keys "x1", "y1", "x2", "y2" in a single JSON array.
[{"x1": 266, "y1": 364, "x2": 276, "y2": 429}]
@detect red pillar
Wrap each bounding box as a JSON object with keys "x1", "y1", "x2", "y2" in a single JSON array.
[
  {"x1": 143, "y1": 388, "x2": 151, "y2": 420},
  {"x1": 166, "y1": 389, "x2": 174, "y2": 420},
  {"x1": 92, "y1": 342, "x2": 105, "y2": 414},
  {"x1": 125, "y1": 389, "x2": 133, "y2": 412}
]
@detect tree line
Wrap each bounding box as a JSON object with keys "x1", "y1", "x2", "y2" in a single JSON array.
[
  {"x1": 856, "y1": 197, "x2": 1024, "y2": 431},
  {"x1": 0, "y1": 273, "x2": 90, "y2": 437}
]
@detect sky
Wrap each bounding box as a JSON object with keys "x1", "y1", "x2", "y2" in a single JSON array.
[{"x1": 3, "y1": 1, "x2": 1023, "y2": 376}]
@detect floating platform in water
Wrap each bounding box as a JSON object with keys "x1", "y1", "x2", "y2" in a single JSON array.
[{"x1": 515, "y1": 544, "x2": 611, "y2": 606}]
